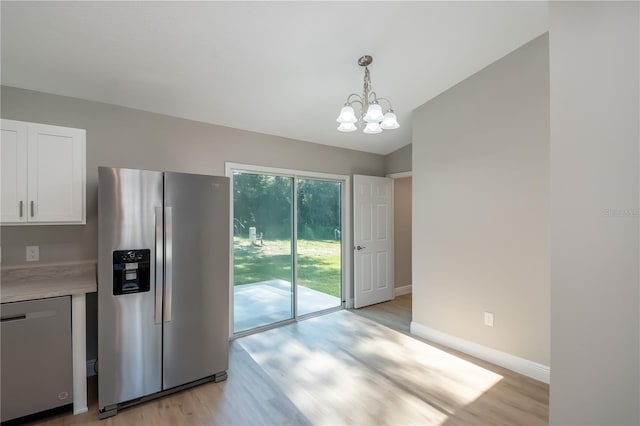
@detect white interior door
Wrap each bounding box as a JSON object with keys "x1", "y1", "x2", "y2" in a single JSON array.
[{"x1": 353, "y1": 175, "x2": 394, "y2": 308}]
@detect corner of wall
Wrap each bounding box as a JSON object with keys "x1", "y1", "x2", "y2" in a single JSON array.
[{"x1": 384, "y1": 143, "x2": 412, "y2": 175}]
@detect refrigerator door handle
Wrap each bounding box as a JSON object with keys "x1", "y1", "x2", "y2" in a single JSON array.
[
  {"x1": 154, "y1": 207, "x2": 163, "y2": 324},
  {"x1": 164, "y1": 206, "x2": 173, "y2": 323}
]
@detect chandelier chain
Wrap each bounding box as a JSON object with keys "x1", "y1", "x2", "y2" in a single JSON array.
[{"x1": 363, "y1": 67, "x2": 372, "y2": 111}]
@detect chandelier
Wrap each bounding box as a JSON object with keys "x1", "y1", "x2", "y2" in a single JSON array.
[{"x1": 336, "y1": 55, "x2": 399, "y2": 134}]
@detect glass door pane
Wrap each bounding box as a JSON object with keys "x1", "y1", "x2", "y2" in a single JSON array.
[
  {"x1": 296, "y1": 178, "x2": 342, "y2": 316},
  {"x1": 233, "y1": 172, "x2": 293, "y2": 333}
]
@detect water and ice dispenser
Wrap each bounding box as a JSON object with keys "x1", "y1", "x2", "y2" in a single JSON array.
[{"x1": 112, "y1": 249, "x2": 151, "y2": 295}]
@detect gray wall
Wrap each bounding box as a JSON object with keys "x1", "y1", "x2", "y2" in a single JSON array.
[
  {"x1": 385, "y1": 143, "x2": 412, "y2": 175},
  {"x1": 412, "y1": 34, "x2": 550, "y2": 365},
  {"x1": 549, "y1": 2, "x2": 639, "y2": 424},
  {"x1": 0, "y1": 86, "x2": 385, "y2": 360},
  {"x1": 0, "y1": 86, "x2": 385, "y2": 266},
  {"x1": 394, "y1": 177, "x2": 412, "y2": 290}
]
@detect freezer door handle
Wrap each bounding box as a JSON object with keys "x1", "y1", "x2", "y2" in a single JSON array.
[
  {"x1": 154, "y1": 207, "x2": 163, "y2": 325},
  {"x1": 164, "y1": 206, "x2": 173, "y2": 323}
]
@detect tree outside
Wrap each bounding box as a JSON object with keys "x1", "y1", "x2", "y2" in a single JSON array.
[{"x1": 233, "y1": 173, "x2": 341, "y2": 297}]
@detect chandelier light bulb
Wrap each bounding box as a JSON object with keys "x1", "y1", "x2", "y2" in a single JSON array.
[
  {"x1": 364, "y1": 103, "x2": 384, "y2": 123},
  {"x1": 363, "y1": 122, "x2": 382, "y2": 134},
  {"x1": 380, "y1": 111, "x2": 400, "y2": 130},
  {"x1": 337, "y1": 122, "x2": 358, "y2": 132},
  {"x1": 336, "y1": 106, "x2": 357, "y2": 123}
]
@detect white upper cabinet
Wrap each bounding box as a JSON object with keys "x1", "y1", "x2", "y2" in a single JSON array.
[
  {"x1": 1, "y1": 119, "x2": 86, "y2": 225},
  {"x1": 1, "y1": 120, "x2": 28, "y2": 223}
]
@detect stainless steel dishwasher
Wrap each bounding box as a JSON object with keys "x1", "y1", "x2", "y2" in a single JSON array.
[{"x1": 1, "y1": 296, "x2": 73, "y2": 422}]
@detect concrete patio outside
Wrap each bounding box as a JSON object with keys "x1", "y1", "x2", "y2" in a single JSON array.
[{"x1": 234, "y1": 279, "x2": 341, "y2": 332}]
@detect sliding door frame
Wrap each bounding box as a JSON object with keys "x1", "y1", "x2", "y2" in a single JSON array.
[{"x1": 225, "y1": 162, "x2": 351, "y2": 338}]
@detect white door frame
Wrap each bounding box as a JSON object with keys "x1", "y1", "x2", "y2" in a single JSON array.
[
  {"x1": 225, "y1": 162, "x2": 351, "y2": 337},
  {"x1": 387, "y1": 171, "x2": 412, "y2": 297},
  {"x1": 386, "y1": 171, "x2": 412, "y2": 179}
]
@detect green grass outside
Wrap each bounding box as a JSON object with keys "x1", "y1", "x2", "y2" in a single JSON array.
[{"x1": 233, "y1": 238, "x2": 341, "y2": 297}]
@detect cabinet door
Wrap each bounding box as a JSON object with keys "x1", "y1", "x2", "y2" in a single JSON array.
[
  {"x1": 0, "y1": 119, "x2": 28, "y2": 223},
  {"x1": 27, "y1": 123, "x2": 85, "y2": 223}
]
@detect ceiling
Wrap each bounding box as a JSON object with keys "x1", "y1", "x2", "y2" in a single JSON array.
[{"x1": 1, "y1": 2, "x2": 548, "y2": 155}]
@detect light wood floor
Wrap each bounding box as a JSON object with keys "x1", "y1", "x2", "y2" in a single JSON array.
[{"x1": 31, "y1": 295, "x2": 548, "y2": 425}]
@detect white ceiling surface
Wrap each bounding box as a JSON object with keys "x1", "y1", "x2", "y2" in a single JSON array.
[{"x1": 1, "y1": 2, "x2": 548, "y2": 155}]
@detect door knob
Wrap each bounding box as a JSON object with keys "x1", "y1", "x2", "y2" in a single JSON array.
[{"x1": 355, "y1": 245, "x2": 366, "y2": 251}]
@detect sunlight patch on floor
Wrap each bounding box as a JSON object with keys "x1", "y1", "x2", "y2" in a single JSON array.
[
  {"x1": 349, "y1": 318, "x2": 503, "y2": 407},
  {"x1": 238, "y1": 310, "x2": 504, "y2": 425},
  {"x1": 245, "y1": 333, "x2": 449, "y2": 424}
]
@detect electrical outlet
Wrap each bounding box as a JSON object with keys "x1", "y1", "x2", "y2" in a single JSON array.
[
  {"x1": 484, "y1": 311, "x2": 494, "y2": 327},
  {"x1": 26, "y1": 246, "x2": 39, "y2": 262}
]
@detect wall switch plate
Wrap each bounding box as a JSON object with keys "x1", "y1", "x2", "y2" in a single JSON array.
[
  {"x1": 484, "y1": 311, "x2": 494, "y2": 327},
  {"x1": 26, "y1": 245, "x2": 39, "y2": 262}
]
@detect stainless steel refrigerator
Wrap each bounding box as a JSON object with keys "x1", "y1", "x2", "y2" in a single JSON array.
[{"x1": 97, "y1": 167, "x2": 229, "y2": 418}]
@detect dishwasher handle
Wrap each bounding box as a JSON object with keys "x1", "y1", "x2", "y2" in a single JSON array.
[{"x1": 1, "y1": 314, "x2": 27, "y2": 323}]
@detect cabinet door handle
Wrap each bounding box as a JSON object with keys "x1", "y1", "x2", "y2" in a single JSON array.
[
  {"x1": 19, "y1": 201, "x2": 23, "y2": 218},
  {"x1": 30, "y1": 200, "x2": 34, "y2": 217}
]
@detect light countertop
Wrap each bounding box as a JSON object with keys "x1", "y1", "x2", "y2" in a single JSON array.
[{"x1": 1, "y1": 261, "x2": 96, "y2": 303}]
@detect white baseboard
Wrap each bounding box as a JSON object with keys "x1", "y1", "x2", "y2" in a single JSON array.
[
  {"x1": 394, "y1": 284, "x2": 412, "y2": 296},
  {"x1": 87, "y1": 358, "x2": 97, "y2": 377},
  {"x1": 410, "y1": 321, "x2": 550, "y2": 384}
]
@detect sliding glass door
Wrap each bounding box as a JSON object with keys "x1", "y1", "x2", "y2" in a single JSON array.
[
  {"x1": 230, "y1": 167, "x2": 347, "y2": 334},
  {"x1": 296, "y1": 178, "x2": 342, "y2": 316},
  {"x1": 232, "y1": 173, "x2": 294, "y2": 333}
]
